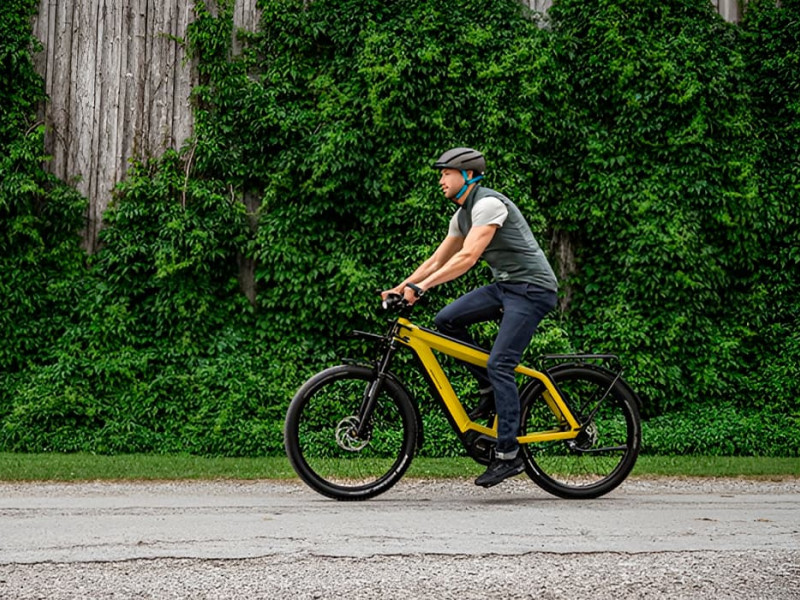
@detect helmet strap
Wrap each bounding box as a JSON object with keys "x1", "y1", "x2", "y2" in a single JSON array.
[{"x1": 454, "y1": 170, "x2": 484, "y2": 200}]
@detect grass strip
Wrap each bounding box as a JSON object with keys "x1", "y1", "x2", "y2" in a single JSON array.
[
  {"x1": 0, "y1": 453, "x2": 296, "y2": 482},
  {"x1": 0, "y1": 453, "x2": 798, "y2": 482}
]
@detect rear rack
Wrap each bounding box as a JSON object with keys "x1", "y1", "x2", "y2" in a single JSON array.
[
  {"x1": 538, "y1": 353, "x2": 619, "y2": 363},
  {"x1": 537, "y1": 353, "x2": 623, "y2": 373}
]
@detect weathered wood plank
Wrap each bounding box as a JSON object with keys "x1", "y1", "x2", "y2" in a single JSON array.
[
  {"x1": 232, "y1": 0, "x2": 261, "y2": 55},
  {"x1": 90, "y1": 0, "x2": 122, "y2": 243},
  {"x1": 47, "y1": 0, "x2": 74, "y2": 183},
  {"x1": 172, "y1": 0, "x2": 194, "y2": 150}
]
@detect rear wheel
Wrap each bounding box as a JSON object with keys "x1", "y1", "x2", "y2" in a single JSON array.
[
  {"x1": 284, "y1": 365, "x2": 418, "y2": 501},
  {"x1": 520, "y1": 364, "x2": 641, "y2": 499}
]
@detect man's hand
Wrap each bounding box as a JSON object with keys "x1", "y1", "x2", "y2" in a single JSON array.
[
  {"x1": 380, "y1": 287, "x2": 403, "y2": 302},
  {"x1": 381, "y1": 285, "x2": 424, "y2": 305},
  {"x1": 402, "y1": 285, "x2": 419, "y2": 305}
]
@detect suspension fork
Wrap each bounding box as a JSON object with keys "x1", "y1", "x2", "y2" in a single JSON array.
[{"x1": 354, "y1": 329, "x2": 401, "y2": 439}]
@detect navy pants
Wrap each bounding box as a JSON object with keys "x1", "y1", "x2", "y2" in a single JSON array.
[{"x1": 434, "y1": 282, "x2": 558, "y2": 459}]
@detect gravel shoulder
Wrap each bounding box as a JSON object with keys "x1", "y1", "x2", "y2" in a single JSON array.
[{"x1": 2, "y1": 550, "x2": 799, "y2": 600}]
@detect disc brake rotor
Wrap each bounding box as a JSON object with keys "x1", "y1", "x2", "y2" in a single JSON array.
[{"x1": 335, "y1": 416, "x2": 369, "y2": 451}]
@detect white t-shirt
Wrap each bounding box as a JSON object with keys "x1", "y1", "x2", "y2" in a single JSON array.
[{"x1": 447, "y1": 196, "x2": 508, "y2": 237}]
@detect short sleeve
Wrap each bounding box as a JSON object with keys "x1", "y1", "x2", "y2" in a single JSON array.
[
  {"x1": 471, "y1": 196, "x2": 508, "y2": 227},
  {"x1": 447, "y1": 211, "x2": 464, "y2": 237}
]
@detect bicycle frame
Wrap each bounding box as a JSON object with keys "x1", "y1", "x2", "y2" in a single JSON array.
[{"x1": 390, "y1": 317, "x2": 582, "y2": 445}]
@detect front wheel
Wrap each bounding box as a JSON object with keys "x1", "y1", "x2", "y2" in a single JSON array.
[
  {"x1": 520, "y1": 364, "x2": 641, "y2": 499},
  {"x1": 284, "y1": 365, "x2": 418, "y2": 501}
]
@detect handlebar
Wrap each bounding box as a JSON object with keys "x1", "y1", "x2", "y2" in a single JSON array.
[
  {"x1": 378, "y1": 288, "x2": 427, "y2": 314},
  {"x1": 381, "y1": 293, "x2": 407, "y2": 311}
]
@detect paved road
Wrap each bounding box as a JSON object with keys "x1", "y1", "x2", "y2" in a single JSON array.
[{"x1": 1, "y1": 477, "x2": 798, "y2": 598}]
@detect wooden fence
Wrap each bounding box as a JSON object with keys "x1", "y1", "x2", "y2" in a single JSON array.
[
  {"x1": 31, "y1": 0, "x2": 260, "y2": 249},
  {"x1": 32, "y1": 0, "x2": 742, "y2": 249}
]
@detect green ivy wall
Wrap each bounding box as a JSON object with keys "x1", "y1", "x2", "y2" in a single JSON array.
[{"x1": 1, "y1": 0, "x2": 798, "y2": 457}]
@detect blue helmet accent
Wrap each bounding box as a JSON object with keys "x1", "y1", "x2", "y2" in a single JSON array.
[{"x1": 455, "y1": 169, "x2": 484, "y2": 200}]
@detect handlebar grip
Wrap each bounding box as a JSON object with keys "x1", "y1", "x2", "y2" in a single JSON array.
[{"x1": 381, "y1": 293, "x2": 405, "y2": 310}]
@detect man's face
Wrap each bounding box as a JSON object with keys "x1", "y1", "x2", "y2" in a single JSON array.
[{"x1": 439, "y1": 168, "x2": 470, "y2": 202}]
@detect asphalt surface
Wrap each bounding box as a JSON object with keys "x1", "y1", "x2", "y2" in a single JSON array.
[{"x1": 1, "y1": 477, "x2": 798, "y2": 598}]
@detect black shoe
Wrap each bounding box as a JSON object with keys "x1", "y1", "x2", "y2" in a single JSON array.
[
  {"x1": 468, "y1": 390, "x2": 495, "y2": 420},
  {"x1": 475, "y1": 456, "x2": 525, "y2": 488}
]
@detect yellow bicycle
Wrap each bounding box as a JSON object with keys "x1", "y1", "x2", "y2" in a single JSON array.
[{"x1": 284, "y1": 295, "x2": 642, "y2": 501}]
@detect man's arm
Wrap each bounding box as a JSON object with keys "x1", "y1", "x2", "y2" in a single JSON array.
[
  {"x1": 382, "y1": 235, "x2": 464, "y2": 299},
  {"x1": 417, "y1": 224, "x2": 497, "y2": 293},
  {"x1": 385, "y1": 224, "x2": 497, "y2": 305},
  {"x1": 395, "y1": 224, "x2": 497, "y2": 305}
]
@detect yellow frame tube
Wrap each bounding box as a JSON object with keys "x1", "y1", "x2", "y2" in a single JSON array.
[{"x1": 394, "y1": 319, "x2": 580, "y2": 443}]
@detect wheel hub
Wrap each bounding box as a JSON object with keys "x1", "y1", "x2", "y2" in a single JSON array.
[{"x1": 570, "y1": 421, "x2": 599, "y2": 451}]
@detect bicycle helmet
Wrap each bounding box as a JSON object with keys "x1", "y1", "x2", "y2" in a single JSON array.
[
  {"x1": 432, "y1": 147, "x2": 486, "y2": 174},
  {"x1": 432, "y1": 147, "x2": 485, "y2": 200}
]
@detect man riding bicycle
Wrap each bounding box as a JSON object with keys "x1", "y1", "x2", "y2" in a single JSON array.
[{"x1": 382, "y1": 147, "x2": 558, "y2": 488}]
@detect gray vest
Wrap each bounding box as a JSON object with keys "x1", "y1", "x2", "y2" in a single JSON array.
[{"x1": 457, "y1": 186, "x2": 558, "y2": 291}]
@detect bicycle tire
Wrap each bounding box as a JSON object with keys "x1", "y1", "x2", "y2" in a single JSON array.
[
  {"x1": 520, "y1": 364, "x2": 641, "y2": 499},
  {"x1": 284, "y1": 364, "x2": 418, "y2": 501}
]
